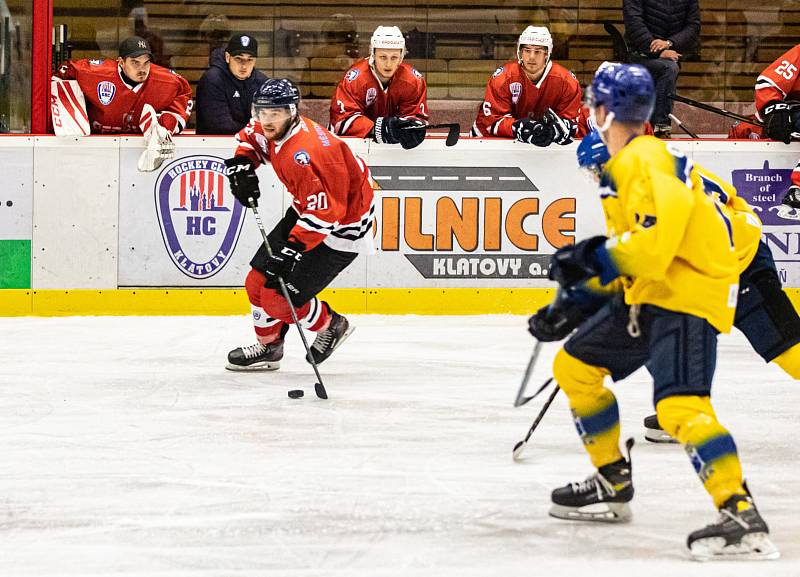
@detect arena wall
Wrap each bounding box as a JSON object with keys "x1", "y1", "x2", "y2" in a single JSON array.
[{"x1": 1, "y1": 135, "x2": 800, "y2": 315}]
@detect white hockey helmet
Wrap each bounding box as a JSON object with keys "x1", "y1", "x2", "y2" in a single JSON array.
[
  {"x1": 517, "y1": 25, "x2": 553, "y2": 63},
  {"x1": 369, "y1": 25, "x2": 406, "y2": 65}
]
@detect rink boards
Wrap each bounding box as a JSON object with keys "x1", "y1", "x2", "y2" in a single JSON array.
[{"x1": 2, "y1": 135, "x2": 800, "y2": 315}]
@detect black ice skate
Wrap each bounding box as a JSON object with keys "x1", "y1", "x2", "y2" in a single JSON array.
[
  {"x1": 687, "y1": 491, "x2": 779, "y2": 561},
  {"x1": 226, "y1": 340, "x2": 284, "y2": 371},
  {"x1": 777, "y1": 185, "x2": 800, "y2": 220},
  {"x1": 550, "y1": 439, "x2": 635, "y2": 523},
  {"x1": 643, "y1": 414, "x2": 677, "y2": 444},
  {"x1": 307, "y1": 310, "x2": 354, "y2": 365}
]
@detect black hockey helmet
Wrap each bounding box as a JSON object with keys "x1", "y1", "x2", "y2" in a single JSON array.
[{"x1": 252, "y1": 78, "x2": 301, "y2": 110}]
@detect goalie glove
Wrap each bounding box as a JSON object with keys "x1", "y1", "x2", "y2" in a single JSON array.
[{"x1": 137, "y1": 104, "x2": 175, "y2": 172}]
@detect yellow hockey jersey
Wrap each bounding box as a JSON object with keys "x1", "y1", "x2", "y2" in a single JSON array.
[{"x1": 599, "y1": 136, "x2": 742, "y2": 333}]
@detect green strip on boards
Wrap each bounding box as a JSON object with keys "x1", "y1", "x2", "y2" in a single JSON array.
[{"x1": 0, "y1": 240, "x2": 31, "y2": 289}]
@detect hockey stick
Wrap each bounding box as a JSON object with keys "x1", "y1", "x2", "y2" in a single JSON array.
[
  {"x1": 669, "y1": 94, "x2": 760, "y2": 126},
  {"x1": 513, "y1": 340, "x2": 548, "y2": 407},
  {"x1": 512, "y1": 383, "x2": 561, "y2": 461},
  {"x1": 248, "y1": 198, "x2": 328, "y2": 400},
  {"x1": 668, "y1": 113, "x2": 699, "y2": 138},
  {"x1": 424, "y1": 123, "x2": 461, "y2": 146}
]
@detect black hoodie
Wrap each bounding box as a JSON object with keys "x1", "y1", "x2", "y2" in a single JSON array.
[{"x1": 195, "y1": 47, "x2": 268, "y2": 134}]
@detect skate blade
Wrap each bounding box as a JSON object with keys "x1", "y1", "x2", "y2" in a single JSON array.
[
  {"x1": 549, "y1": 501, "x2": 632, "y2": 523},
  {"x1": 225, "y1": 360, "x2": 280, "y2": 372},
  {"x1": 689, "y1": 533, "x2": 780, "y2": 561},
  {"x1": 644, "y1": 427, "x2": 678, "y2": 444}
]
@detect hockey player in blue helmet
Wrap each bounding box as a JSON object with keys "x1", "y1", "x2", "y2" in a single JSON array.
[{"x1": 529, "y1": 63, "x2": 779, "y2": 560}]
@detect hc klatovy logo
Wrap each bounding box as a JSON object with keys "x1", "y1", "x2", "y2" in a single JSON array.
[{"x1": 155, "y1": 155, "x2": 246, "y2": 279}]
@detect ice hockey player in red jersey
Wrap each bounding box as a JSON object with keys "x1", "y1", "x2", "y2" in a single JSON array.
[
  {"x1": 224, "y1": 78, "x2": 375, "y2": 371},
  {"x1": 329, "y1": 25, "x2": 428, "y2": 150},
  {"x1": 54, "y1": 35, "x2": 192, "y2": 135},
  {"x1": 752, "y1": 44, "x2": 800, "y2": 215},
  {"x1": 471, "y1": 25, "x2": 587, "y2": 144}
]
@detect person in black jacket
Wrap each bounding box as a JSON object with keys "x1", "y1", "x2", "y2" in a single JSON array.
[
  {"x1": 623, "y1": 0, "x2": 700, "y2": 138},
  {"x1": 195, "y1": 34, "x2": 268, "y2": 134}
]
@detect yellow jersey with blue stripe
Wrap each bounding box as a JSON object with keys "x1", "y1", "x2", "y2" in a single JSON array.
[{"x1": 599, "y1": 136, "x2": 740, "y2": 333}]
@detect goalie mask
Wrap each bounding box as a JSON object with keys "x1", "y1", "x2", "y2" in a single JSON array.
[
  {"x1": 369, "y1": 25, "x2": 406, "y2": 67},
  {"x1": 517, "y1": 26, "x2": 553, "y2": 64}
]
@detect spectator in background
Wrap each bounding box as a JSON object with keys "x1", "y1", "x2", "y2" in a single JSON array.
[
  {"x1": 471, "y1": 26, "x2": 586, "y2": 146},
  {"x1": 195, "y1": 34, "x2": 268, "y2": 135},
  {"x1": 623, "y1": 0, "x2": 700, "y2": 138}
]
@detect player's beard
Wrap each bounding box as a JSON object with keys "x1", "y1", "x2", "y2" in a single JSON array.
[{"x1": 262, "y1": 116, "x2": 295, "y2": 141}]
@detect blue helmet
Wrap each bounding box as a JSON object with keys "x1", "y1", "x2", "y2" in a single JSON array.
[
  {"x1": 253, "y1": 78, "x2": 301, "y2": 110},
  {"x1": 588, "y1": 62, "x2": 655, "y2": 123},
  {"x1": 577, "y1": 129, "x2": 610, "y2": 173}
]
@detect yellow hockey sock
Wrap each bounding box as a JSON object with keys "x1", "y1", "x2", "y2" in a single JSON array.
[
  {"x1": 773, "y1": 343, "x2": 800, "y2": 379},
  {"x1": 553, "y1": 348, "x2": 621, "y2": 468},
  {"x1": 656, "y1": 395, "x2": 746, "y2": 508}
]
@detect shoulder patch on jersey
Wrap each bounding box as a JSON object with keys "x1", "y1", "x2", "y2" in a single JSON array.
[
  {"x1": 569, "y1": 70, "x2": 577, "y2": 80},
  {"x1": 366, "y1": 87, "x2": 377, "y2": 107},
  {"x1": 492, "y1": 66, "x2": 505, "y2": 77},
  {"x1": 97, "y1": 81, "x2": 116, "y2": 105},
  {"x1": 346, "y1": 68, "x2": 360, "y2": 82},
  {"x1": 294, "y1": 149, "x2": 311, "y2": 166},
  {"x1": 412, "y1": 67, "x2": 423, "y2": 79},
  {"x1": 510, "y1": 82, "x2": 522, "y2": 104},
  {"x1": 88, "y1": 58, "x2": 104, "y2": 65}
]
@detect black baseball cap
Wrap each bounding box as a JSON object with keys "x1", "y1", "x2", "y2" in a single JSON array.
[
  {"x1": 226, "y1": 34, "x2": 258, "y2": 57},
  {"x1": 119, "y1": 36, "x2": 152, "y2": 59}
]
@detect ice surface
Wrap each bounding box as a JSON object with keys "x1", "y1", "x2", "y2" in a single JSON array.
[{"x1": 0, "y1": 314, "x2": 797, "y2": 576}]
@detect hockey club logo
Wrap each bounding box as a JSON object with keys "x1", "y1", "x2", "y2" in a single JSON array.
[
  {"x1": 241, "y1": 36, "x2": 251, "y2": 47},
  {"x1": 366, "y1": 87, "x2": 377, "y2": 106},
  {"x1": 89, "y1": 58, "x2": 104, "y2": 65},
  {"x1": 346, "y1": 68, "x2": 360, "y2": 82},
  {"x1": 294, "y1": 150, "x2": 311, "y2": 166},
  {"x1": 510, "y1": 82, "x2": 522, "y2": 104},
  {"x1": 155, "y1": 155, "x2": 246, "y2": 279},
  {"x1": 97, "y1": 81, "x2": 116, "y2": 105},
  {"x1": 412, "y1": 67, "x2": 423, "y2": 79},
  {"x1": 492, "y1": 66, "x2": 504, "y2": 77}
]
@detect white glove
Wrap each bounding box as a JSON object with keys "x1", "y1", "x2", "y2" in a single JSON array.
[{"x1": 137, "y1": 104, "x2": 176, "y2": 172}]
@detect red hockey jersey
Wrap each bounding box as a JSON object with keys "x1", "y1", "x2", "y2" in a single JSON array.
[
  {"x1": 329, "y1": 59, "x2": 428, "y2": 138},
  {"x1": 234, "y1": 117, "x2": 375, "y2": 253},
  {"x1": 472, "y1": 60, "x2": 585, "y2": 138},
  {"x1": 755, "y1": 44, "x2": 800, "y2": 115},
  {"x1": 56, "y1": 58, "x2": 192, "y2": 134}
]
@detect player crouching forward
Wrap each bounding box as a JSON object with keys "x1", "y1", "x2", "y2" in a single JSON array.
[
  {"x1": 471, "y1": 26, "x2": 585, "y2": 145},
  {"x1": 536, "y1": 64, "x2": 779, "y2": 560},
  {"x1": 224, "y1": 79, "x2": 375, "y2": 371},
  {"x1": 329, "y1": 25, "x2": 428, "y2": 150}
]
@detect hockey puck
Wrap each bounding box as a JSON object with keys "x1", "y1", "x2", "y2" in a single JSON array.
[{"x1": 287, "y1": 389, "x2": 304, "y2": 399}]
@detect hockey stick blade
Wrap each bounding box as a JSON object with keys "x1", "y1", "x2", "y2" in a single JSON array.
[
  {"x1": 314, "y1": 382, "x2": 328, "y2": 400},
  {"x1": 512, "y1": 384, "x2": 561, "y2": 461},
  {"x1": 425, "y1": 123, "x2": 461, "y2": 146}
]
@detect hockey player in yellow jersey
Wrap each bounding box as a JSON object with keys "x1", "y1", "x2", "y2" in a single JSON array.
[{"x1": 530, "y1": 63, "x2": 779, "y2": 560}]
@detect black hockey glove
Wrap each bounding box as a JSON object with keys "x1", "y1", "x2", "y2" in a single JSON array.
[
  {"x1": 264, "y1": 240, "x2": 304, "y2": 288},
  {"x1": 528, "y1": 301, "x2": 585, "y2": 342},
  {"x1": 224, "y1": 156, "x2": 260, "y2": 207},
  {"x1": 512, "y1": 117, "x2": 554, "y2": 146},
  {"x1": 549, "y1": 236, "x2": 618, "y2": 288},
  {"x1": 762, "y1": 101, "x2": 792, "y2": 144},
  {"x1": 374, "y1": 116, "x2": 426, "y2": 149},
  {"x1": 543, "y1": 108, "x2": 576, "y2": 146}
]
